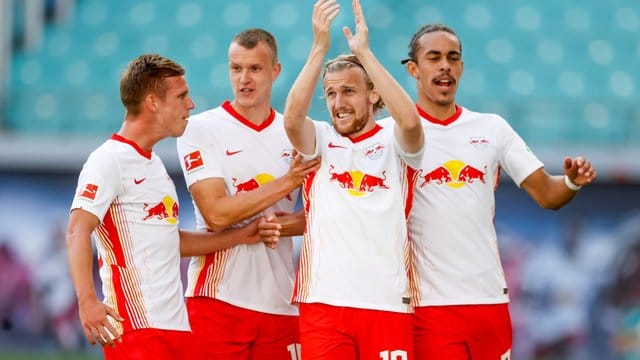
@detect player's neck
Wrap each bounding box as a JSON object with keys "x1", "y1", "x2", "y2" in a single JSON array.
[
  {"x1": 229, "y1": 100, "x2": 272, "y2": 126},
  {"x1": 118, "y1": 117, "x2": 158, "y2": 152},
  {"x1": 417, "y1": 100, "x2": 457, "y2": 121}
]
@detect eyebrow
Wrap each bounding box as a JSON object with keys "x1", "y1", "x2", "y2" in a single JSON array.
[{"x1": 425, "y1": 50, "x2": 461, "y2": 56}]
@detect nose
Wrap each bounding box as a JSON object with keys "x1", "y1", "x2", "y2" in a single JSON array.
[
  {"x1": 187, "y1": 97, "x2": 195, "y2": 110},
  {"x1": 439, "y1": 58, "x2": 451, "y2": 72},
  {"x1": 239, "y1": 69, "x2": 251, "y2": 83}
]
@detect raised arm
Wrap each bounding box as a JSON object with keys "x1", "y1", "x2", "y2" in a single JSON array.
[
  {"x1": 189, "y1": 152, "x2": 319, "y2": 232},
  {"x1": 284, "y1": 0, "x2": 340, "y2": 155},
  {"x1": 521, "y1": 156, "x2": 597, "y2": 210},
  {"x1": 343, "y1": 0, "x2": 423, "y2": 153},
  {"x1": 66, "y1": 209, "x2": 123, "y2": 347}
]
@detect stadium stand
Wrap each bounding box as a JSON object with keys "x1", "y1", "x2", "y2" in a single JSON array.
[{"x1": 1, "y1": 0, "x2": 639, "y2": 176}]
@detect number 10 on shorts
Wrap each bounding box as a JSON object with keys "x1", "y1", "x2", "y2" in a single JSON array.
[
  {"x1": 287, "y1": 343, "x2": 301, "y2": 360},
  {"x1": 380, "y1": 349, "x2": 408, "y2": 360}
]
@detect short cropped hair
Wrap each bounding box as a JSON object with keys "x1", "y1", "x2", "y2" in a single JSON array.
[
  {"x1": 120, "y1": 54, "x2": 185, "y2": 115},
  {"x1": 232, "y1": 28, "x2": 278, "y2": 63}
]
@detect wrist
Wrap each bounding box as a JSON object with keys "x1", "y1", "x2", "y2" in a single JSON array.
[{"x1": 564, "y1": 175, "x2": 582, "y2": 191}]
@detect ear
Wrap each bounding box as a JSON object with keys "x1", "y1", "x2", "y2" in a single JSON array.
[
  {"x1": 272, "y1": 62, "x2": 282, "y2": 81},
  {"x1": 145, "y1": 94, "x2": 158, "y2": 112},
  {"x1": 369, "y1": 88, "x2": 381, "y2": 106},
  {"x1": 407, "y1": 61, "x2": 419, "y2": 80}
]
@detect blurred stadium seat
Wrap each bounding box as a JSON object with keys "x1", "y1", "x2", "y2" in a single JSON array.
[{"x1": 1, "y1": 0, "x2": 639, "y2": 173}]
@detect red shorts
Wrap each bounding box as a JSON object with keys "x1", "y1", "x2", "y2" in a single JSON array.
[
  {"x1": 103, "y1": 328, "x2": 188, "y2": 360},
  {"x1": 299, "y1": 303, "x2": 413, "y2": 360},
  {"x1": 414, "y1": 303, "x2": 512, "y2": 360},
  {"x1": 186, "y1": 297, "x2": 300, "y2": 360}
]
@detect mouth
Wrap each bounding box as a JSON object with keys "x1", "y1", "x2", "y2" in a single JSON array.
[
  {"x1": 333, "y1": 111, "x2": 354, "y2": 124},
  {"x1": 239, "y1": 87, "x2": 253, "y2": 94},
  {"x1": 434, "y1": 76, "x2": 455, "y2": 88}
]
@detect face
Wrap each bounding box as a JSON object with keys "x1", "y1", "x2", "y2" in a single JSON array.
[
  {"x1": 228, "y1": 41, "x2": 281, "y2": 110},
  {"x1": 323, "y1": 67, "x2": 378, "y2": 137},
  {"x1": 155, "y1": 75, "x2": 195, "y2": 137},
  {"x1": 407, "y1": 31, "x2": 463, "y2": 108}
]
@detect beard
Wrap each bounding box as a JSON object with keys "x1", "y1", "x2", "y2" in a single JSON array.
[{"x1": 333, "y1": 109, "x2": 370, "y2": 137}]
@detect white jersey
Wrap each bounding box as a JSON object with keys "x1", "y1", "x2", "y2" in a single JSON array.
[
  {"x1": 176, "y1": 101, "x2": 299, "y2": 315},
  {"x1": 410, "y1": 105, "x2": 543, "y2": 306},
  {"x1": 70, "y1": 134, "x2": 189, "y2": 334},
  {"x1": 293, "y1": 120, "x2": 422, "y2": 313}
]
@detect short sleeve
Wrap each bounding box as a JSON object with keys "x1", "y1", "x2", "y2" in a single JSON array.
[
  {"x1": 70, "y1": 151, "x2": 122, "y2": 222},
  {"x1": 176, "y1": 118, "x2": 225, "y2": 188}
]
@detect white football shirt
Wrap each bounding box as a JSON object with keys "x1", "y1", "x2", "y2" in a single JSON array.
[
  {"x1": 410, "y1": 105, "x2": 543, "y2": 306},
  {"x1": 70, "y1": 134, "x2": 189, "y2": 334},
  {"x1": 293, "y1": 120, "x2": 422, "y2": 313},
  {"x1": 176, "y1": 101, "x2": 299, "y2": 315}
]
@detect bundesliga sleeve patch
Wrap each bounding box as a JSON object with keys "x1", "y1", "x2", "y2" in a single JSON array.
[
  {"x1": 79, "y1": 183, "x2": 98, "y2": 201},
  {"x1": 184, "y1": 150, "x2": 204, "y2": 172}
]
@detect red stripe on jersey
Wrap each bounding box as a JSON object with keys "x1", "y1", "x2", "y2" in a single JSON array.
[
  {"x1": 293, "y1": 173, "x2": 317, "y2": 303},
  {"x1": 193, "y1": 254, "x2": 215, "y2": 296},
  {"x1": 192, "y1": 249, "x2": 233, "y2": 297},
  {"x1": 405, "y1": 166, "x2": 419, "y2": 219},
  {"x1": 111, "y1": 264, "x2": 133, "y2": 333},
  {"x1": 101, "y1": 208, "x2": 127, "y2": 267}
]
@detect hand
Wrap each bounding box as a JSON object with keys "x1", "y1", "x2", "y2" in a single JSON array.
[
  {"x1": 286, "y1": 150, "x2": 321, "y2": 186},
  {"x1": 312, "y1": 0, "x2": 340, "y2": 51},
  {"x1": 78, "y1": 297, "x2": 124, "y2": 347},
  {"x1": 259, "y1": 211, "x2": 287, "y2": 249},
  {"x1": 563, "y1": 156, "x2": 597, "y2": 186},
  {"x1": 342, "y1": 0, "x2": 369, "y2": 56}
]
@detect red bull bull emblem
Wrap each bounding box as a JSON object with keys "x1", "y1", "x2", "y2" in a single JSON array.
[
  {"x1": 328, "y1": 164, "x2": 389, "y2": 197},
  {"x1": 233, "y1": 173, "x2": 293, "y2": 201},
  {"x1": 143, "y1": 195, "x2": 179, "y2": 224},
  {"x1": 418, "y1": 160, "x2": 486, "y2": 189}
]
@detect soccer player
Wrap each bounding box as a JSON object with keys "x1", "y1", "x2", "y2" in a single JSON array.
[
  {"x1": 282, "y1": 0, "x2": 424, "y2": 359},
  {"x1": 66, "y1": 54, "x2": 269, "y2": 359},
  {"x1": 175, "y1": 29, "x2": 320, "y2": 359},
  {"x1": 401, "y1": 24, "x2": 598, "y2": 359}
]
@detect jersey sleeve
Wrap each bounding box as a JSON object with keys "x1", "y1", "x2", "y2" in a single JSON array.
[
  {"x1": 70, "y1": 150, "x2": 122, "y2": 222},
  {"x1": 176, "y1": 116, "x2": 225, "y2": 188},
  {"x1": 498, "y1": 118, "x2": 544, "y2": 187}
]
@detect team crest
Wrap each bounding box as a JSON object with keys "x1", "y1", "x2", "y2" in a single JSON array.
[
  {"x1": 469, "y1": 137, "x2": 489, "y2": 149},
  {"x1": 364, "y1": 143, "x2": 384, "y2": 159},
  {"x1": 281, "y1": 148, "x2": 293, "y2": 164}
]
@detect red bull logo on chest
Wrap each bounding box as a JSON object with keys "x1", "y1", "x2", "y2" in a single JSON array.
[
  {"x1": 143, "y1": 195, "x2": 178, "y2": 224},
  {"x1": 232, "y1": 173, "x2": 293, "y2": 201},
  {"x1": 328, "y1": 164, "x2": 389, "y2": 197},
  {"x1": 418, "y1": 160, "x2": 487, "y2": 189}
]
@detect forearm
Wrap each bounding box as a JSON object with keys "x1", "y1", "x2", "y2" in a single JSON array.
[
  {"x1": 179, "y1": 228, "x2": 256, "y2": 257},
  {"x1": 66, "y1": 232, "x2": 98, "y2": 304},
  {"x1": 356, "y1": 49, "x2": 423, "y2": 152},
  {"x1": 522, "y1": 171, "x2": 578, "y2": 210},
  {"x1": 198, "y1": 178, "x2": 297, "y2": 232},
  {"x1": 284, "y1": 46, "x2": 326, "y2": 154},
  {"x1": 276, "y1": 210, "x2": 307, "y2": 237},
  {"x1": 540, "y1": 175, "x2": 578, "y2": 210},
  {"x1": 356, "y1": 50, "x2": 421, "y2": 131}
]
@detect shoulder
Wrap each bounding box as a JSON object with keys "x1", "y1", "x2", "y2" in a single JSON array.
[
  {"x1": 375, "y1": 116, "x2": 395, "y2": 129},
  {"x1": 181, "y1": 106, "x2": 224, "y2": 140},
  {"x1": 459, "y1": 106, "x2": 511, "y2": 128}
]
